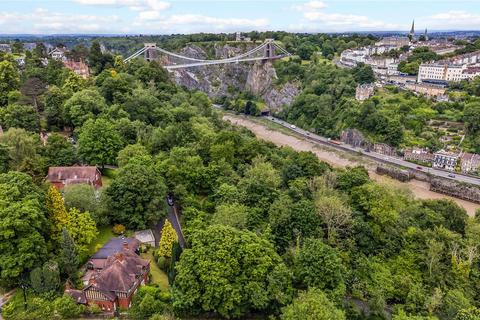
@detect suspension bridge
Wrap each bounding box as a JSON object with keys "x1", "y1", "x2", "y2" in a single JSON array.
[{"x1": 123, "y1": 39, "x2": 291, "y2": 70}]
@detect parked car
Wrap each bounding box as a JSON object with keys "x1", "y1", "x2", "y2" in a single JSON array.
[
  {"x1": 416, "y1": 166, "x2": 423, "y2": 170},
  {"x1": 448, "y1": 173, "x2": 456, "y2": 178},
  {"x1": 290, "y1": 125, "x2": 296, "y2": 129},
  {"x1": 167, "y1": 194, "x2": 174, "y2": 206}
]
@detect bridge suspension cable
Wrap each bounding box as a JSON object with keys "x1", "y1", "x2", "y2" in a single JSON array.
[{"x1": 123, "y1": 39, "x2": 291, "y2": 69}]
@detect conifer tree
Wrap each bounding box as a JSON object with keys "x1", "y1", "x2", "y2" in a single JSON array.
[
  {"x1": 45, "y1": 186, "x2": 68, "y2": 245},
  {"x1": 60, "y1": 228, "x2": 78, "y2": 280},
  {"x1": 29, "y1": 267, "x2": 43, "y2": 293},
  {"x1": 158, "y1": 220, "x2": 178, "y2": 258}
]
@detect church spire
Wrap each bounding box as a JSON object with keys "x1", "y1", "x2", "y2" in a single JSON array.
[{"x1": 408, "y1": 19, "x2": 415, "y2": 41}]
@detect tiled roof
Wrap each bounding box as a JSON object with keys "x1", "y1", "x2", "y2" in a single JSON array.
[
  {"x1": 91, "y1": 237, "x2": 140, "y2": 259},
  {"x1": 47, "y1": 166, "x2": 100, "y2": 183},
  {"x1": 91, "y1": 249, "x2": 149, "y2": 292},
  {"x1": 65, "y1": 289, "x2": 87, "y2": 304}
]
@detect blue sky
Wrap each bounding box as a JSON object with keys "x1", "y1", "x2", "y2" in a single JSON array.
[{"x1": 1, "y1": 0, "x2": 480, "y2": 34}]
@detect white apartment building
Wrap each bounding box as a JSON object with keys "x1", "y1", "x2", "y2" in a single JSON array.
[{"x1": 418, "y1": 63, "x2": 480, "y2": 82}]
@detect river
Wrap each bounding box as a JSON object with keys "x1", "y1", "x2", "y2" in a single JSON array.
[{"x1": 224, "y1": 114, "x2": 480, "y2": 216}]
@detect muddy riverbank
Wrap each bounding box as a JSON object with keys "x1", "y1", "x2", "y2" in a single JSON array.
[{"x1": 225, "y1": 114, "x2": 480, "y2": 216}]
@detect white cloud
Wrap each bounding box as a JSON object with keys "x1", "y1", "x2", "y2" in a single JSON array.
[
  {"x1": 424, "y1": 11, "x2": 480, "y2": 30},
  {"x1": 138, "y1": 10, "x2": 161, "y2": 21},
  {"x1": 75, "y1": 0, "x2": 171, "y2": 20},
  {"x1": 304, "y1": 11, "x2": 400, "y2": 29},
  {"x1": 293, "y1": 1, "x2": 327, "y2": 12},
  {"x1": 0, "y1": 8, "x2": 120, "y2": 33},
  {"x1": 292, "y1": 0, "x2": 402, "y2": 31},
  {"x1": 133, "y1": 14, "x2": 269, "y2": 32},
  {"x1": 74, "y1": 0, "x2": 140, "y2": 6}
]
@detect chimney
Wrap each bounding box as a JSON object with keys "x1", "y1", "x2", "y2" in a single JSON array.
[
  {"x1": 123, "y1": 239, "x2": 129, "y2": 250},
  {"x1": 116, "y1": 252, "x2": 124, "y2": 262}
]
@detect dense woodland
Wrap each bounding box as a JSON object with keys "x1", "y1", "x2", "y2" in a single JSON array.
[{"x1": 1, "y1": 34, "x2": 480, "y2": 320}]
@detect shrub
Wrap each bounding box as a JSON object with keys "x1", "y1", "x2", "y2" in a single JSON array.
[
  {"x1": 112, "y1": 223, "x2": 126, "y2": 234},
  {"x1": 156, "y1": 256, "x2": 170, "y2": 272}
]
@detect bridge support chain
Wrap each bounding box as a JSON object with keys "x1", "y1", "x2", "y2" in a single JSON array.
[{"x1": 144, "y1": 43, "x2": 157, "y2": 62}]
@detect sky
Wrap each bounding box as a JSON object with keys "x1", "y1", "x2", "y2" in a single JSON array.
[{"x1": 1, "y1": 0, "x2": 480, "y2": 35}]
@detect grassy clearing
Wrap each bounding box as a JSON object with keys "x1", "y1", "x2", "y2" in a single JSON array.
[
  {"x1": 141, "y1": 250, "x2": 169, "y2": 292},
  {"x1": 88, "y1": 225, "x2": 114, "y2": 256},
  {"x1": 101, "y1": 168, "x2": 118, "y2": 187}
]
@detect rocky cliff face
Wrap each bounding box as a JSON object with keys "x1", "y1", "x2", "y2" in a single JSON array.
[{"x1": 171, "y1": 43, "x2": 298, "y2": 111}]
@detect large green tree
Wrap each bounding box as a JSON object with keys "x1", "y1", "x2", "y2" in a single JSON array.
[
  {"x1": 0, "y1": 59, "x2": 20, "y2": 106},
  {"x1": 64, "y1": 88, "x2": 107, "y2": 128},
  {"x1": 77, "y1": 118, "x2": 123, "y2": 167},
  {"x1": 295, "y1": 238, "x2": 344, "y2": 296},
  {"x1": 0, "y1": 172, "x2": 48, "y2": 286},
  {"x1": 281, "y1": 288, "x2": 345, "y2": 320},
  {"x1": 43, "y1": 133, "x2": 76, "y2": 167},
  {"x1": 0, "y1": 104, "x2": 39, "y2": 131},
  {"x1": 106, "y1": 156, "x2": 167, "y2": 229},
  {"x1": 173, "y1": 225, "x2": 293, "y2": 318}
]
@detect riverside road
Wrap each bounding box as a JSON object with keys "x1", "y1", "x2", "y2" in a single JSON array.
[
  {"x1": 213, "y1": 105, "x2": 480, "y2": 187},
  {"x1": 269, "y1": 116, "x2": 480, "y2": 186}
]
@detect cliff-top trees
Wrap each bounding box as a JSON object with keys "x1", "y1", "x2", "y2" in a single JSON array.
[{"x1": 173, "y1": 225, "x2": 293, "y2": 318}]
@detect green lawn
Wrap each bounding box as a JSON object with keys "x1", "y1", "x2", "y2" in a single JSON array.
[
  {"x1": 88, "y1": 225, "x2": 114, "y2": 256},
  {"x1": 101, "y1": 168, "x2": 118, "y2": 187},
  {"x1": 141, "y1": 250, "x2": 169, "y2": 292}
]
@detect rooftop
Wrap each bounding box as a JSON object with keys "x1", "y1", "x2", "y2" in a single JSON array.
[{"x1": 91, "y1": 237, "x2": 140, "y2": 260}]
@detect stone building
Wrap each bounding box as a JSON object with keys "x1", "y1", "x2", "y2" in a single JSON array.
[
  {"x1": 63, "y1": 59, "x2": 90, "y2": 79},
  {"x1": 373, "y1": 143, "x2": 397, "y2": 157},
  {"x1": 460, "y1": 152, "x2": 480, "y2": 174},
  {"x1": 0, "y1": 44, "x2": 12, "y2": 53},
  {"x1": 404, "y1": 82, "x2": 447, "y2": 97},
  {"x1": 355, "y1": 84, "x2": 375, "y2": 101},
  {"x1": 404, "y1": 148, "x2": 434, "y2": 164}
]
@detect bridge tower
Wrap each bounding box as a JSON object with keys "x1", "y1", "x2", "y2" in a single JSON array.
[
  {"x1": 264, "y1": 39, "x2": 276, "y2": 59},
  {"x1": 144, "y1": 43, "x2": 157, "y2": 61}
]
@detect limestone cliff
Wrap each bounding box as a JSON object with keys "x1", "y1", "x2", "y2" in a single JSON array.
[{"x1": 170, "y1": 43, "x2": 298, "y2": 111}]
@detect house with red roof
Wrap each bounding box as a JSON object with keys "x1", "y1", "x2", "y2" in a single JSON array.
[
  {"x1": 66, "y1": 238, "x2": 150, "y2": 312},
  {"x1": 46, "y1": 166, "x2": 102, "y2": 189}
]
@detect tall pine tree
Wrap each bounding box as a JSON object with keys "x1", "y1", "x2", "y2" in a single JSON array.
[{"x1": 60, "y1": 228, "x2": 78, "y2": 280}]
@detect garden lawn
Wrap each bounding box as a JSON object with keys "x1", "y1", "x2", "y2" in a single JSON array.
[
  {"x1": 141, "y1": 250, "x2": 169, "y2": 291},
  {"x1": 88, "y1": 225, "x2": 114, "y2": 256}
]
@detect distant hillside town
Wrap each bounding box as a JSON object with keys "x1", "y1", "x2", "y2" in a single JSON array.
[
  {"x1": 0, "y1": 41, "x2": 92, "y2": 78},
  {"x1": 340, "y1": 20, "x2": 480, "y2": 100}
]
